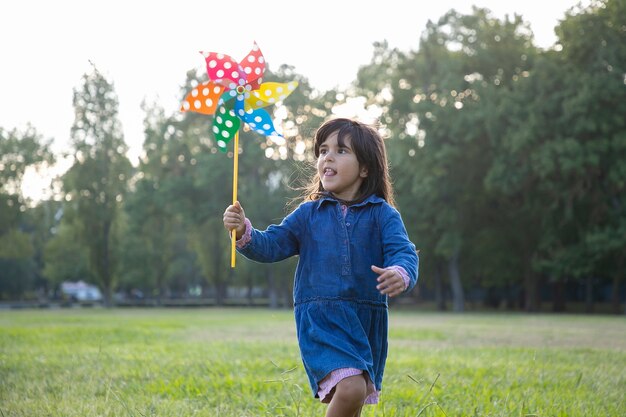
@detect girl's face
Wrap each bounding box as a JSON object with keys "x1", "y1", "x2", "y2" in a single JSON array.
[{"x1": 317, "y1": 132, "x2": 368, "y2": 201}]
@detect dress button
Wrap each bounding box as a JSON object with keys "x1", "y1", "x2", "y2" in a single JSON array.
[{"x1": 346, "y1": 223, "x2": 350, "y2": 227}]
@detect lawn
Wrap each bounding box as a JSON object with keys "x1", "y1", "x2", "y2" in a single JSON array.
[{"x1": 0, "y1": 308, "x2": 624, "y2": 416}]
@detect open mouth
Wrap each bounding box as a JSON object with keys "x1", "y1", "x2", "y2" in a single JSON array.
[{"x1": 323, "y1": 168, "x2": 336, "y2": 176}]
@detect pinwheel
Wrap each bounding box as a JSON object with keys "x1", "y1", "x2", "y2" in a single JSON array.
[{"x1": 181, "y1": 42, "x2": 298, "y2": 267}]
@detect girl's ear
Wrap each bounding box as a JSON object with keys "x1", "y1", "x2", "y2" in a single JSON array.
[{"x1": 360, "y1": 166, "x2": 369, "y2": 178}]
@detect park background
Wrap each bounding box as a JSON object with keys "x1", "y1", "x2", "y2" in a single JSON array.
[
  {"x1": 1, "y1": 0, "x2": 625, "y2": 314},
  {"x1": 2, "y1": 1, "x2": 626, "y2": 416}
]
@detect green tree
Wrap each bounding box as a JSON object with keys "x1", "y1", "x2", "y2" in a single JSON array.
[
  {"x1": 43, "y1": 222, "x2": 92, "y2": 287},
  {"x1": 0, "y1": 126, "x2": 54, "y2": 299},
  {"x1": 60, "y1": 68, "x2": 132, "y2": 305},
  {"x1": 21, "y1": 200, "x2": 64, "y2": 298},
  {"x1": 487, "y1": 0, "x2": 626, "y2": 312},
  {"x1": 556, "y1": 0, "x2": 626, "y2": 314},
  {"x1": 154, "y1": 64, "x2": 329, "y2": 306},
  {"x1": 120, "y1": 99, "x2": 204, "y2": 302},
  {"x1": 357, "y1": 8, "x2": 537, "y2": 311}
]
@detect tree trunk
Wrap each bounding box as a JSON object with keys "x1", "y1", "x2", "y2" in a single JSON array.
[
  {"x1": 213, "y1": 269, "x2": 231, "y2": 306},
  {"x1": 212, "y1": 236, "x2": 226, "y2": 306},
  {"x1": 101, "y1": 221, "x2": 112, "y2": 307},
  {"x1": 584, "y1": 276, "x2": 594, "y2": 314},
  {"x1": 448, "y1": 250, "x2": 464, "y2": 312},
  {"x1": 523, "y1": 268, "x2": 540, "y2": 312},
  {"x1": 246, "y1": 273, "x2": 254, "y2": 306},
  {"x1": 155, "y1": 221, "x2": 165, "y2": 306},
  {"x1": 611, "y1": 255, "x2": 624, "y2": 315},
  {"x1": 552, "y1": 279, "x2": 566, "y2": 312},
  {"x1": 505, "y1": 284, "x2": 516, "y2": 310},
  {"x1": 283, "y1": 279, "x2": 293, "y2": 309},
  {"x1": 155, "y1": 258, "x2": 165, "y2": 306},
  {"x1": 435, "y1": 260, "x2": 446, "y2": 311},
  {"x1": 267, "y1": 268, "x2": 279, "y2": 309}
]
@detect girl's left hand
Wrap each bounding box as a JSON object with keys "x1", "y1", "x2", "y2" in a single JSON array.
[{"x1": 371, "y1": 265, "x2": 405, "y2": 297}]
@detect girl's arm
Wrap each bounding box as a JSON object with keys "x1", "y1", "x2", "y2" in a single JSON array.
[
  {"x1": 378, "y1": 205, "x2": 419, "y2": 292},
  {"x1": 233, "y1": 204, "x2": 302, "y2": 264}
]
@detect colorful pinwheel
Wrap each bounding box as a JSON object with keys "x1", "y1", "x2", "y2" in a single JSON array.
[
  {"x1": 180, "y1": 42, "x2": 298, "y2": 267},
  {"x1": 181, "y1": 41, "x2": 298, "y2": 152}
]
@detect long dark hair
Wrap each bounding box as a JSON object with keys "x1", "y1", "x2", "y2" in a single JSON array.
[{"x1": 299, "y1": 118, "x2": 395, "y2": 207}]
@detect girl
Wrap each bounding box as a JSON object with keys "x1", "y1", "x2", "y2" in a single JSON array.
[{"x1": 223, "y1": 118, "x2": 418, "y2": 417}]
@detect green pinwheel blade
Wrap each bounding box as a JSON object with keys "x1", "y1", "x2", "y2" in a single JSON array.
[{"x1": 212, "y1": 106, "x2": 241, "y2": 152}]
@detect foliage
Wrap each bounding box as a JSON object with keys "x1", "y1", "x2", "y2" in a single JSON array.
[
  {"x1": 354, "y1": 0, "x2": 625, "y2": 312},
  {"x1": 57, "y1": 68, "x2": 133, "y2": 305},
  {"x1": 0, "y1": 125, "x2": 54, "y2": 200},
  {"x1": 117, "y1": 64, "x2": 333, "y2": 305},
  {"x1": 0, "y1": 125, "x2": 54, "y2": 299},
  {"x1": 43, "y1": 222, "x2": 92, "y2": 286},
  {"x1": 0, "y1": 1, "x2": 625, "y2": 313}
]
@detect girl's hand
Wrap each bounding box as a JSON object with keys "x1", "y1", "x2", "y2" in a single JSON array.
[
  {"x1": 371, "y1": 265, "x2": 405, "y2": 297},
  {"x1": 223, "y1": 201, "x2": 247, "y2": 239}
]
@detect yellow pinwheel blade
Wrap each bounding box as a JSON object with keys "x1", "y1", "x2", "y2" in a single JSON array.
[{"x1": 245, "y1": 81, "x2": 299, "y2": 110}]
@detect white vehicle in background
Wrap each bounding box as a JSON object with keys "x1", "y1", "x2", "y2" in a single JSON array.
[{"x1": 60, "y1": 281, "x2": 102, "y2": 302}]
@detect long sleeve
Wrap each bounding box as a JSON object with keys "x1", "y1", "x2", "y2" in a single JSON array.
[
  {"x1": 379, "y1": 205, "x2": 419, "y2": 292},
  {"x1": 237, "y1": 206, "x2": 302, "y2": 263}
]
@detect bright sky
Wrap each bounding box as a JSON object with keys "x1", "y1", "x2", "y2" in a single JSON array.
[{"x1": 2, "y1": 0, "x2": 584, "y2": 198}]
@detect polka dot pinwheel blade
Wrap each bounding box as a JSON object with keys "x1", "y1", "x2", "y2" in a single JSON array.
[
  {"x1": 180, "y1": 81, "x2": 225, "y2": 115},
  {"x1": 242, "y1": 108, "x2": 280, "y2": 137},
  {"x1": 240, "y1": 42, "x2": 266, "y2": 88},
  {"x1": 246, "y1": 81, "x2": 299, "y2": 110},
  {"x1": 219, "y1": 89, "x2": 236, "y2": 107},
  {"x1": 202, "y1": 51, "x2": 245, "y2": 86},
  {"x1": 212, "y1": 107, "x2": 241, "y2": 152}
]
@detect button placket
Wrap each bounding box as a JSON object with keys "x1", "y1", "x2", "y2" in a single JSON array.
[{"x1": 341, "y1": 205, "x2": 352, "y2": 276}]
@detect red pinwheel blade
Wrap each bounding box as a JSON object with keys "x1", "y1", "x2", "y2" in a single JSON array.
[
  {"x1": 201, "y1": 51, "x2": 245, "y2": 87},
  {"x1": 239, "y1": 42, "x2": 265, "y2": 89},
  {"x1": 180, "y1": 81, "x2": 225, "y2": 115}
]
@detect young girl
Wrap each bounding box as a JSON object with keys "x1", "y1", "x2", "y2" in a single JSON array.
[{"x1": 223, "y1": 118, "x2": 418, "y2": 417}]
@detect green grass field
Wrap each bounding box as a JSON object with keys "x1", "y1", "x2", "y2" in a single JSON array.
[{"x1": 1, "y1": 308, "x2": 625, "y2": 417}]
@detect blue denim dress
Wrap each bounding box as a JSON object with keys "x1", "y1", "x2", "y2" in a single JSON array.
[{"x1": 238, "y1": 194, "x2": 419, "y2": 398}]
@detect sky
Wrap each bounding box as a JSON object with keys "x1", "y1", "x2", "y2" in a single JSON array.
[{"x1": 2, "y1": 0, "x2": 585, "y2": 198}]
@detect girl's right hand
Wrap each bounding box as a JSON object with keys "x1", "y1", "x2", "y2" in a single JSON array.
[{"x1": 223, "y1": 201, "x2": 247, "y2": 239}]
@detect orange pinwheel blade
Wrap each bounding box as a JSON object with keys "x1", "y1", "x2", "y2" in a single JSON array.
[{"x1": 180, "y1": 81, "x2": 225, "y2": 115}]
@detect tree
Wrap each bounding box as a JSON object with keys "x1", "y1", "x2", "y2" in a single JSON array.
[
  {"x1": 43, "y1": 222, "x2": 92, "y2": 287},
  {"x1": 151, "y1": 64, "x2": 332, "y2": 306},
  {"x1": 60, "y1": 68, "x2": 132, "y2": 305},
  {"x1": 0, "y1": 126, "x2": 54, "y2": 299},
  {"x1": 488, "y1": 0, "x2": 626, "y2": 312},
  {"x1": 356, "y1": 8, "x2": 538, "y2": 311},
  {"x1": 120, "y1": 97, "x2": 208, "y2": 302},
  {"x1": 22, "y1": 200, "x2": 64, "y2": 298}
]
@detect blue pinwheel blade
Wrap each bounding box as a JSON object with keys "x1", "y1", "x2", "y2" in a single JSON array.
[{"x1": 241, "y1": 107, "x2": 280, "y2": 137}]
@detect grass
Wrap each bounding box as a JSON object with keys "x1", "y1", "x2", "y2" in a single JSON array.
[{"x1": 0, "y1": 308, "x2": 625, "y2": 416}]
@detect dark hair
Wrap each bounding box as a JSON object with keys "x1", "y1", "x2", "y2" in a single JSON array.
[{"x1": 299, "y1": 118, "x2": 395, "y2": 207}]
